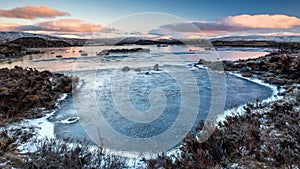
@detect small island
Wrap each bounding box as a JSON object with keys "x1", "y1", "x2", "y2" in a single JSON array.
[{"x1": 96, "y1": 48, "x2": 150, "y2": 56}]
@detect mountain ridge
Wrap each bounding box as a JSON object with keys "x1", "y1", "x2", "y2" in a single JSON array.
[{"x1": 1, "y1": 32, "x2": 300, "y2": 48}]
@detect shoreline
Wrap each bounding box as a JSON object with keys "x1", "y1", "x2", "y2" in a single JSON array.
[
  {"x1": 160, "y1": 61, "x2": 287, "y2": 165},
  {"x1": 216, "y1": 71, "x2": 282, "y2": 122}
]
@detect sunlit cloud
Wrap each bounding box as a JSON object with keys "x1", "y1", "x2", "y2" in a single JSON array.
[
  {"x1": 149, "y1": 14, "x2": 300, "y2": 37},
  {"x1": 161, "y1": 22, "x2": 243, "y2": 33},
  {"x1": 0, "y1": 23, "x2": 21, "y2": 31},
  {"x1": 224, "y1": 14, "x2": 300, "y2": 29},
  {"x1": 0, "y1": 6, "x2": 69, "y2": 19},
  {"x1": 0, "y1": 19, "x2": 114, "y2": 37},
  {"x1": 37, "y1": 19, "x2": 111, "y2": 32},
  {"x1": 0, "y1": 18, "x2": 117, "y2": 39}
]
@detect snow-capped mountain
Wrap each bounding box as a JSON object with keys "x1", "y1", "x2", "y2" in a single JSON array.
[
  {"x1": 0, "y1": 32, "x2": 148, "y2": 46},
  {"x1": 0, "y1": 32, "x2": 64, "y2": 44},
  {"x1": 118, "y1": 36, "x2": 148, "y2": 43},
  {"x1": 2, "y1": 32, "x2": 300, "y2": 47}
]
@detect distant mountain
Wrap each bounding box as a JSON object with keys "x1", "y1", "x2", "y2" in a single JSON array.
[
  {"x1": 211, "y1": 40, "x2": 300, "y2": 50},
  {"x1": 84, "y1": 36, "x2": 148, "y2": 46},
  {"x1": 210, "y1": 35, "x2": 300, "y2": 42},
  {"x1": 116, "y1": 37, "x2": 184, "y2": 45},
  {"x1": 0, "y1": 32, "x2": 87, "y2": 46},
  {"x1": 2, "y1": 32, "x2": 300, "y2": 48},
  {"x1": 8, "y1": 37, "x2": 71, "y2": 48},
  {"x1": 118, "y1": 36, "x2": 148, "y2": 43},
  {"x1": 0, "y1": 32, "x2": 63, "y2": 44},
  {"x1": 0, "y1": 32, "x2": 153, "y2": 46}
]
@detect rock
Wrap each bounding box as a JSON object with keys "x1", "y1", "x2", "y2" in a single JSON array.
[
  {"x1": 134, "y1": 68, "x2": 141, "y2": 72},
  {"x1": 63, "y1": 85, "x2": 72, "y2": 93},
  {"x1": 240, "y1": 66, "x2": 252, "y2": 72},
  {"x1": 197, "y1": 59, "x2": 206, "y2": 65},
  {"x1": 67, "y1": 117, "x2": 79, "y2": 122},
  {"x1": 241, "y1": 72, "x2": 253, "y2": 77},
  {"x1": 266, "y1": 77, "x2": 286, "y2": 86},
  {"x1": 153, "y1": 64, "x2": 159, "y2": 71},
  {"x1": 122, "y1": 66, "x2": 130, "y2": 72}
]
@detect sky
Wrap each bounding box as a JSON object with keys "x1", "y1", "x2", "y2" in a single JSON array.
[{"x1": 1, "y1": 0, "x2": 300, "y2": 39}]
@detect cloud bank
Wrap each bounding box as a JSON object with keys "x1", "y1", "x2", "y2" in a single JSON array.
[
  {"x1": 1, "y1": 19, "x2": 112, "y2": 32},
  {"x1": 0, "y1": 23, "x2": 21, "y2": 31},
  {"x1": 36, "y1": 19, "x2": 110, "y2": 32},
  {"x1": 223, "y1": 14, "x2": 300, "y2": 29},
  {"x1": 150, "y1": 14, "x2": 300, "y2": 36},
  {"x1": 1, "y1": 12, "x2": 300, "y2": 38},
  {"x1": 0, "y1": 6, "x2": 69, "y2": 19},
  {"x1": 0, "y1": 19, "x2": 115, "y2": 38}
]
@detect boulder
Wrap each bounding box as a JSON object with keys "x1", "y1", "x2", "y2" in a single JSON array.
[
  {"x1": 153, "y1": 64, "x2": 159, "y2": 71},
  {"x1": 122, "y1": 66, "x2": 130, "y2": 72}
]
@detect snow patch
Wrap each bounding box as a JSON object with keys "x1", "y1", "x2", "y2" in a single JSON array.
[
  {"x1": 17, "y1": 114, "x2": 55, "y2": 153},
  {"x1": 59, "y1": 117, "x2": 80, "y2": 124}
]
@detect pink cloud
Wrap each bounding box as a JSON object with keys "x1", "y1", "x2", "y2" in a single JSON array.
[
  {"x1": 0, "y1": 6, "x2": 69, "y2": 19},
  {"x1": 0, "y1": 23, "x2": 20, "y2": 31},
  {"x1": 0, "y1": 19, "x2": 115, "y2": 38},
  {"x1": 151, "y1": 14, "x2": 300, "y2": 36},
  {"x1": 223, "y1": 14, "x2": 300, "y2": 29},
  {"x1": 37, "y1": 19, "x2": 110, "y2": 32}
]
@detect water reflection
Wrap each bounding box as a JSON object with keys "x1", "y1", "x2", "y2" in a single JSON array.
[{"x1": 0, "y1": 45, "x2": 269, "y2": 72}]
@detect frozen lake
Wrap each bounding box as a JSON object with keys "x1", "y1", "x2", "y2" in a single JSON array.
[{"x1": 0, "y1": 44, "x2": 273, "y2": 153}]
